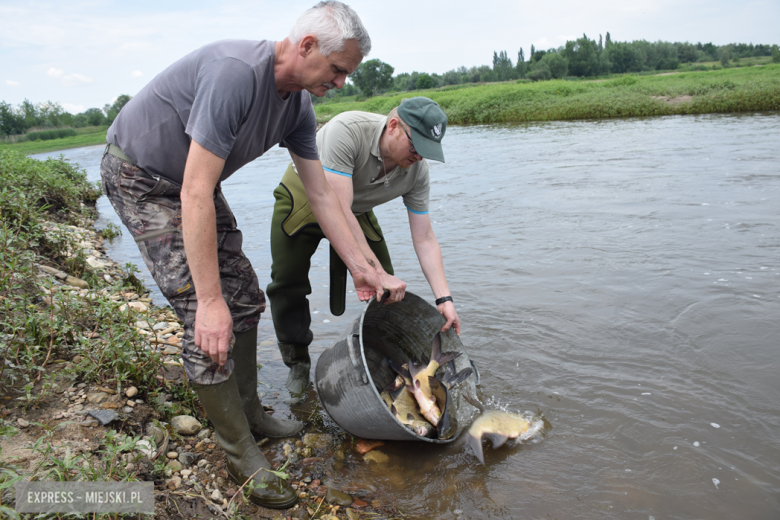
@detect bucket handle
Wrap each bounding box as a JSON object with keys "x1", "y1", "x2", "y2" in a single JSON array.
[{"x1": 347, "y1": 333, "x2": 369, "y2": 385}]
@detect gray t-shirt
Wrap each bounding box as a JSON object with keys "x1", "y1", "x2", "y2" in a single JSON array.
[
  {"x1": 317, "y1": 111, "x2": 430, "y2": 215},
  {"x1": 107, "y1": 40, "x2": 318, "y2": 185}
]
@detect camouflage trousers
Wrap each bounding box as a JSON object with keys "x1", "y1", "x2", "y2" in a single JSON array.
[{"x1": 100, "y1": 147, "x2": 265, "y2": 385}]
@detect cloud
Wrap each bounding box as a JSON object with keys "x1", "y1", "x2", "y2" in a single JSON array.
[
  {"x1": 61, "y1": 102, "x2": 86, "y2": 114},
  {"x1": 61, "y1": 73, "x2": 93, "y2": 86},
  {"x1": 5, "y1": 80, "x2": 21, "y2": 87},
  {"x1": 131, "y1": 70, "x2": 143, "y2": 78},
  {"x1": 47, "y1": 67, "x2": 64, "y2": 78}
]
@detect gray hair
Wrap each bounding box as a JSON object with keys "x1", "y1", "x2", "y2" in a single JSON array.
[{"x1": 288, "y1": 1, "x2": 371, "y2": 57}]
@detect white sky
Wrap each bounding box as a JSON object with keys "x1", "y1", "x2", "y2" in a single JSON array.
[{"x1": 1, "y1": 0, "x2": 777, "y2": 112}]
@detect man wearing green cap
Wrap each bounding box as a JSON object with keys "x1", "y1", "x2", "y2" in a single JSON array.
[{"x1": 267, "y1": 96, "x2": 461, "y2": 396}]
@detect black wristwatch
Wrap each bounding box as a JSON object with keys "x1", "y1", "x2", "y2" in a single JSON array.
[{"x1": 435, "y1": 296, "x2": 453, "y2": 305}]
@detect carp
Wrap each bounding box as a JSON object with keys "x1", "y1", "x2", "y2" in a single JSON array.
[
  {"x1": 428, "y1": 361, "x2": 474, "y2": 440},
  {"x1": 462, "y1": 395, "x2": 541, "y2": 464}
]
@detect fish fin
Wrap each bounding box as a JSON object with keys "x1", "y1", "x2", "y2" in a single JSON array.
[
  {"x1": 388, "y1": 359, "x2": 406, "y2": 376},
  {"x1": 443, "y1": 367, "x2": 473, "y2": 389},
  {"x1": 428, "y1": 375, "x2": 442, "y2": 390},
  {"x1": 406, "y1": 413, "x2": 415, "y2": 423},
  {"x1": 407, "y1": 360, "x2": 422, "y2": 380},
  {"x1": 431, "y1": 332, "x2": 441, "y2": 362},
  {"x1": 388, "y1": 386, "x2": 405, "y2": 401},
  {"x1": 484, "y1": 433, "x2": 509, "y2": 449},
  {"x1": 464, "y1": 395, "x2": 485, "y2": 412},
  {"x1": 390, "y1": 404, "x2": 401, "y2": 419},
  {"x1": 464, "y1": 433, "x2": 485, "y2": 464}
]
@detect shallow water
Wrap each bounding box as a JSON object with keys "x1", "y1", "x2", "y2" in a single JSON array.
[{"x1": 35, "y1": 112, "x2": 780, "y2": 519}]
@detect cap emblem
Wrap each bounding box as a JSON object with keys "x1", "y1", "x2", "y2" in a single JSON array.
[{"x1": 431, "y1": 123, "x2": 443, "y2": 138}]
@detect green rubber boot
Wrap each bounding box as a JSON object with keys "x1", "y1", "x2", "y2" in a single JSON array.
[
  {"x1": 233, "y1": 327, "x2": 303, "y2": 438},
  {"x1": 191, "y1": 374, "x2": 298, "y2": 509},
  {"x1": 279, "y1": 342, "x2": 311, "y2": 396}
]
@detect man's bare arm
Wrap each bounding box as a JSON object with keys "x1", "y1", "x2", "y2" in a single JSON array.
[
  {"x1": 409, "y1": 211, "x2": 460, "y2": 334},
  {"x1": 325, "y1": 171, "x2": 406, "y2": 303},
  {"x1": 180, "y1": 140, "x2": 233, "y2": 365}
]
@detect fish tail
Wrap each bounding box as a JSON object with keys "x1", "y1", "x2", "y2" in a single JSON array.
[
  {"x1": 484, "y1": 433, "x2": 509, "y2": 449},
  {"x1": 464, "y1": 394, "x2": 485, "y2": 412},
  {"x1": 464, "y1": 432, "x2": 485, "y2": 464},
  {"x1": 442, "y1": 367, "x2": 473, "y2": 389}
]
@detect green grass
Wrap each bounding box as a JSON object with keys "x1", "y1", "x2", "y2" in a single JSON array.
[
  {"x1": 0, "y1": 125, "x2": 108, "y2": 155},
  {"x1": 315, "y1": 64, "x2": 780, "y2": 124}
]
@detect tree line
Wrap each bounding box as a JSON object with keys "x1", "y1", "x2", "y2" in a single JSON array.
[
  {"x1": 316, "y1": 36, "x2": 780, "y2": 100},
  {"x1": 0, "y1": 95, "x2": 131, "y2": 139}
]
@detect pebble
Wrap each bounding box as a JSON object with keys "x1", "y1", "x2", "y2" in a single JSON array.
[
  {"x1": 172, "y1": 415, "x2": 202, "y2": 436},
  {"x1": 196, "y1": 428, "x2": 211, "y2": 439},
  {"x1": 166, "y1": 476, "x2": 182, "y2": 490},
  {"x1": 166, "y1": 451, "x2": 179, "y2": 459},
  {"x1": 17, "y1": 418, "x2": 30, "y2": 428},
  {"x1": 86, "y1": 392, "x2": 109, "y2": 404},
  {"x1": 153, "y1": 322, "x2": 170, "y2": 331},
  {"x1": 166, "y1": 460, "x2": 183, "y2": 472},
  {"x1": 119, "y1": 302, "x2": 148, "y2": 313},
  {"x1": 325, "y1": 488, "x2": 354, "y2": 506},
  {"x1": 355, "y1": 439, "x2": 384, "y2": 454},
  {"x1": 125, "y1": 386, "x2": 138, "y2": 398},
  {"x1": 134, "y1": 440, "x2": 155, "y2": 458},
  {"x1": 178, "y1": 452, "x2": 196, "y2": 466},
  {"x1": 126, "y1": 463, "x2": 135, "y2": 472},
  {"x1": 122, "y1": 407, "x2": 134, "y2": 414},
  {"x1": 210, "y1": 489, "x2": 222, "y2": 502}
]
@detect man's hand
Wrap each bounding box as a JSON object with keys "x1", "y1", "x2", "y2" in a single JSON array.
[
  {"x1": 193, "y1": 298, "x2": 234, "y2": 366},
  {"x1": 350, "y1": 268, "x2": 381, "y2": 301},
  {"x1": 379, "y1": 272, "x2": 406, "y2": 303},
  {"x1": 437, "y1": 300, "x2": 461, "y2": 335}
]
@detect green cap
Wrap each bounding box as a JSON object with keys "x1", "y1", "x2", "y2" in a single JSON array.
[{"x1": 397, "y1": 97, "x2": 447, "y2": 163}]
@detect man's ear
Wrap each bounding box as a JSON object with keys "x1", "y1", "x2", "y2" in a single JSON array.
[
  {"x1": 298, "y1": 35, "x2": 318, "y2": 57},
  {"x1": 387, "y1": 117, "x2": 400, "y2": 135}
]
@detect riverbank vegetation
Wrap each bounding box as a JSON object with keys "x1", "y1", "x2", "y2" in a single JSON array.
[
  {"x1": 314, "y1": 64, "x2": 780, "y2": 124},
  {"x1": 0, "y1": 95, "x2": 130, "y2": 154},
  {"x1": 320, "y1": 36, "x2": 779, "y2": 101},
  {"x1": 0, "y1": 125, "x2": 109, "y2": 155}
]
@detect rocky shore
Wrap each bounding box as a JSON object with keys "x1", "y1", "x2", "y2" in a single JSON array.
[{"x1": 0, "y1": 218, "x2": 404, "y2": 520}]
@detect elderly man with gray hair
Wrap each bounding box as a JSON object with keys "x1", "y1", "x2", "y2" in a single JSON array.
[{"x1": 100, "y1": 1, "x2": 397, "y2": 509}]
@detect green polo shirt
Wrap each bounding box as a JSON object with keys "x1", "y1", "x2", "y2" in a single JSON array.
[{"x1": 316, "y1": 111, "x2": 430, "y2": 215}]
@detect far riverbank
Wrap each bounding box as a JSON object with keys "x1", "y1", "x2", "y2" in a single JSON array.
[{"x1": 2, "y1": 65, "x2": 778, "y2": 156}]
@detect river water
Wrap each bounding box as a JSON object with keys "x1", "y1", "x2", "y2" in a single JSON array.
[{"x1": 34, "y1": 112, "x2": 780, "y2": 519}]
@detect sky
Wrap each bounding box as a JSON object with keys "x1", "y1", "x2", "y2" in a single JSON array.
[{"x1": 1, "y1": 0, "x2": 778, "y2": 113}]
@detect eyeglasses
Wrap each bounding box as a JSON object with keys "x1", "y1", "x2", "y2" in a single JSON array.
[{"x1": 403, "y1": 129, "x2": 418, "y2": 155}]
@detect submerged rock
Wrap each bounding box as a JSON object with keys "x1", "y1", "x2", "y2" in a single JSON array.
[
  {"x1": 325, "y1": 488, "x2": 354, "y2": 506},
  {"x1": 303, "y1": 433, "x2": 332, "y2": 450}
]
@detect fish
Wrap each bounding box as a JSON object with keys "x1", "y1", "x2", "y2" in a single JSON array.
[
  {"x1": 428, "y1": 361, "x2": 474, "y2": 440},
  {"x1": 462, "y1": 395, "x2": 536, "y2": 464},
  {"x1": 428, "y1": 375, "x2": 456, "y2": 440},
  {"x1": 405, "y1": 332, "x2": 462, "y2": 425},
  {"x1": 389, "y1": 386, "x2": 435, "y2": 437},
  {"x1": 391, "y1": 359, "x2": 441, "y2": 425}
]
